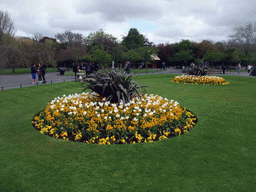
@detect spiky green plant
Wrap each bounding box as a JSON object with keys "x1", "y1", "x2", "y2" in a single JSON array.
[
  {"x1": 83, "y1": 68, "x2": 147, "y2": 103},
  {"x1": 188, "y1": 63, "x2": 207, "y2": 76}
]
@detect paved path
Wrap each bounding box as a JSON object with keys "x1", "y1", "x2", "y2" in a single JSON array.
[{"x1": 0, "y1": 69, "x2": 254, "y2": 91}]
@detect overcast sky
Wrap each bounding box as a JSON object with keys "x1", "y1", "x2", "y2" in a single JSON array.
[{"x1": 1, "y1": 0, "x2": 256, "y2": 45}]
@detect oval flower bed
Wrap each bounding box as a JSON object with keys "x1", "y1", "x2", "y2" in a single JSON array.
[
  {"x1": 171, "y1": 75, "x2": 229, "y2": 85},
  {"x1": 32, "y1": 92, "x2": 197, "y2": 145}
]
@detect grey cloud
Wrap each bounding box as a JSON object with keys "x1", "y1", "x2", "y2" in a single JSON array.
[{"x1": 76, "y1": 0, "x2": 162, "y2": 22}]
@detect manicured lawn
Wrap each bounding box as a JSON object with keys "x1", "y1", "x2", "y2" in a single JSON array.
[
  {"x1": 0, "y1": 74, "x2": 255, "y2": 191},
  {"x1": 0, "y1": 68, "x2": 59, "y2": 75}
]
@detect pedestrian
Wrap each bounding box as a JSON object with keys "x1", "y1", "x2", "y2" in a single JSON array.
[
  {"x1": 237, "y1": 63, "x2": 241, "y2": 74},
  {"x1": 247, "y1": 64, "x2": 252, "y2": 73},
  {"x1": 125, "y1": 61, "x2": 131, "y2": 74},
  {"x1": 221, "y1": 65, "x2": 226, "y2": 74},
  {"x1": 73, "y1": 63, "x2": 78, "y2": 80},
  {"x1": 226, "y1": 65, "x2": 229, "y2": 74},
  {"x1": 142, "y1": 62, "x2": 144, "y2": 69},
  {"x1": 41, "y1": 64, "x2": 47, "y2": 83},
  {"x1": 37, "y1": 63, "x2": 42, "y2": 82},
  {"x1": 162, "y1": 62, "x2": 165, "y2": 70},
  {"x1": 31, "y1": 64, "x2": 37, "y2": 84},
  {"x1": 79, "y1": 62, "x2": 83, "y2": 70},
  {"x1": 85, "y1": 63, "x2": 91, "y2": 77},
  {"x1": 90, "y1": 62, "x2": 93, "y2": 74}
]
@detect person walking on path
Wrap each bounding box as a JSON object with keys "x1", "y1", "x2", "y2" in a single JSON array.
[
  {"x1": 237, "y1": 63, "x2": 241, "y2": 74},
  {"x1": 125, "y1": 61, "x2": 131, "y2": 74},
  {"x1": 37, "y1": 63, "x2": 42, "y2": 82},
  {"x1": 41, "y1": 64, "x2": 47, "y2": 83},
  {"x1": 85, "y1": 63, "x2": 91, "y2": 77},
  {"x1": 31, "y1": 64, "x2": 37, "y2": 84},
  {"x1": 73, "y1": 63, "x2": 78, "y2": 80},
  {"x1": 221, "y1": 65, "x2": 226, "y2": 74},
  {"x1": 162, "y1": 62, "x2": 166, "y2": 70}
]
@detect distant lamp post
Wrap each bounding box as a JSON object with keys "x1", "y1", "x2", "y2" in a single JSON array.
[{"x1": 143, "y1": 42, "x2": 150, "y2": 69}]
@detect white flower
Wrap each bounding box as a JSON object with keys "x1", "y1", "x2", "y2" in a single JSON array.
[
  {"x1": 136, "y1": 113, "x2": 139, "y2": 116},
  {"x1": 68, "y1": 112, "x2": 72, "y2": 115},
  {"x1": 133, "y1": 118, "x2": 138, "y2": 121},
  {"x1": 125, "y1": 116, "x2": 129, "y2": 119},
  {"x1": 50, "y1": 105, "x2": 55, "y2": 109},
  {"x1": 104, "y1": 116, "x2": 108, "y2": 120},
  {"x1": 83, "y1": 111, "x2": 87, "y2": 115},
  {"x1": 114, "y1": 109, "x2": 118, "y2": 113},
  {"x1": 60, "y1": 108, "x2": 64, "y2": 111},
  {"x1": 73, "y1": 111, "x2": 77, "y2": 115},
  {"x1": 112, "y1": 104, "x2": 117, "y2": 108},
  {"x1": 123, "y1": 109, "x2": 127, "y2": 112},
  {"x1": 101, "y1": 109, "x2": 104, "y2": 113},
  {"x1": 121, "y1": 117, "x2": 124, "y2": 120},
  {"x1": 97, "y1": 114, "x2": 100, "y2": 117},
  {"x1": 143, "y1": 113, "x2": 147, "y2": 117},
  {"x1": 56, "y1": 110, "x2": 59, "y2": 113},
  {"x1": 109, "y1": 111, "x2": 113, "y2": 114},
  {"x1": 116, "y1": 114, "x2": 120, "y2": 118}
]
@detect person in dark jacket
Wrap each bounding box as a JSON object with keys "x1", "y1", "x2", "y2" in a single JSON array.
[
  {"x1": 31, "y1": 64, "x2": 37, "y2": 84},
  {"x1": 37, "y1": 63, "x2": 42, "y2": 82},
  {"x1": 86, "y1": 63, "x2": 91, "y2": 77},
  {"x1": 73, "y1": 63, "x2": 78, "y2": 80},
  {"x1": 41, "y1": 64, "x2": 47, "y2": 83}
]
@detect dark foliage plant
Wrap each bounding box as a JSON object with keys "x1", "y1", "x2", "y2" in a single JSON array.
[
  {"x1": 188, "y1": 63, "x2": 207, "y2": 76},
  {"x1": 83, "y1": 68, "x2": 147, "y2": 103}
]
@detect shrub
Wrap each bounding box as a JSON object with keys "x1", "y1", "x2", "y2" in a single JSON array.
[{"x1": 83, "y1": 68, "x2": 146, "y2": 103}]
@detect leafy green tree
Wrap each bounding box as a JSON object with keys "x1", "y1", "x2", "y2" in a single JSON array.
[
  {"x1": 170, "y1": 39, "x2": 194, "y2": 66},
  {"x1": 137, "y1": 46, "x2": 158, "y2": 68},
  {"x1": 92, "y1": 47, "x2": 112, "y2": 69},
  {"x1": 203, "y1": 50, "x2": 223, "y2": 67},
  {"x1": 122, "y1": 28, "x2": 145, "y2": 50},
  {"x1": 122, "y1": 49, "x2": 141, "y2": 64},
  {"x1": 85, "y1": 29, "x2": 118, "y2": 55}
]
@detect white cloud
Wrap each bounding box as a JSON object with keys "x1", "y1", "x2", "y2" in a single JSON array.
[{"x1": 1, "y1": 0, "x2": 256, "y2": 44}]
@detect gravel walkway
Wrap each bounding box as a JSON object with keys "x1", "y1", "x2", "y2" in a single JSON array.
[{"x1": 0, "y1": 69, "x2": 254, "y2": 91}]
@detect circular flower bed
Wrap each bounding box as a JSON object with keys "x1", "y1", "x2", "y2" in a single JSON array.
[
  {"x1": 172, "y1": 75, "x2": 229, "y2": 85},
  {"x1": 32, "y1": 93, "x2": 197, "y2": 145}
]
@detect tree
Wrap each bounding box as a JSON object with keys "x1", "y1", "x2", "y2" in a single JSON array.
[
  {"x1": 92, "y1": 47, "x2": 112, "y2": 69},
  {"x1": 32, "y1": 33, "x2": 44, "y2": 42},
  {"x1": 170, "y1": 40, "x2": 194, "y2": 66},
  {"x1": 229, "y1": 22, "x2": 256, "y2": 56},
  {"x1": 57, "y1": 43, "x2": 87, "y2": 63},
  {"x1": 122, "y1": 49, "x2": 142, "y2": 64},
  {"x1": 55, "y1": 30, "x2": 84, "y2": 45},
  {"x1": 84, "y1": 29, "x2": 118, "y2": 55},
  {"x1": 157, "y1": 43, "x2": 175, "y2": 62},
  {"x1": 0, "y1": 11, "x2": 15, "y2": 36},
  {"x1": 122, "y1": 28, "x2": 145, "y2": 50},
  {"x1": 203, "y1": 51, "x2": 223, "y2": 67},
  {"x1": 137, "y1": 46, "x2": 158, "y2": 68}
]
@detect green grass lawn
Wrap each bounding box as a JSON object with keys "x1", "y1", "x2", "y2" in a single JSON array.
[
  {"x1": 0, "y1": 74, "x2": 255, "y2": 191},
  {"x1": 0, "y1": 68, "x2": 59, "y2": 75}
]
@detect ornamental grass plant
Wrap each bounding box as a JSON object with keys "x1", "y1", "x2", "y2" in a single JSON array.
[{"x1": 1, "y1": 74, "x2": 255, "y2": 191}]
